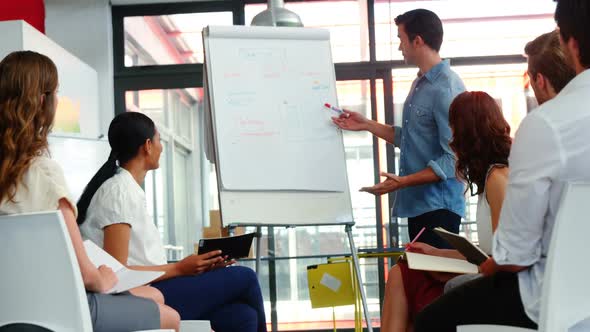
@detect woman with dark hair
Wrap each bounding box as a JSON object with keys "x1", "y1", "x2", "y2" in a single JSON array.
[
  {"x1": 380, "y1": 91, "x2": 512, "y2": 332},
  {"x1": 0, "y1": 51, "x2": 180, "y2": 332},
  {"x1": 78, "y1": 111, "x2": 267, "y2": 332}
]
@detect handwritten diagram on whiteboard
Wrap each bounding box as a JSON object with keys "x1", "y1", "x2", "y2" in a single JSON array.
[{"x1": 207, "y1": 29, "x2": 347, "y2": 192}]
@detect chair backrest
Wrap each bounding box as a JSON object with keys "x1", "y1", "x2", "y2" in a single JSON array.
[
  {"x1": 539, "y1": 182, "x2": 590, "y2": 331},
  {"x1": 0, "y1": 211, "x2": 92, "y2": 332}
]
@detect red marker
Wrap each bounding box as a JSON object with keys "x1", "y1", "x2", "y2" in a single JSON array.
[{"x1": 324, "y1": 103, "x2": 344, "y2": 115}]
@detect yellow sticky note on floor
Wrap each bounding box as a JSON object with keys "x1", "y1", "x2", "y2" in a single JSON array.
[{"x1": 307, "y1": 262, "x2": 355, "y2": 308}]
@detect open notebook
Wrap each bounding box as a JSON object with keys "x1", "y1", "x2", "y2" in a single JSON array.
[
  {"x1": 84, "y1": 240, "x2": 164, "y2": 294},
  {"x1": 404, "y1": 252, "x2": 479, "y2": 274}
]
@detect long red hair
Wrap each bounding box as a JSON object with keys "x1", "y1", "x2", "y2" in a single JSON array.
[{"x1": 449, "y1": 91, "x2": 512, "y2": 196}]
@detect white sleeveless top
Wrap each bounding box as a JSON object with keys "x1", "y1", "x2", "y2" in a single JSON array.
[{"x1": 475, "y1": 164, "x2": 507, "y2": 255}]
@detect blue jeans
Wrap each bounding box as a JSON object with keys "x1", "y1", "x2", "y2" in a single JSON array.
[{"x1": 152, "y1": 266, "x2": 267, "y2": 332}]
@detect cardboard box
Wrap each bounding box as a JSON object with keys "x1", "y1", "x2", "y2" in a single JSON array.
[{"x1": 202, "y1": 210, "x2": 222, "y2": 239}]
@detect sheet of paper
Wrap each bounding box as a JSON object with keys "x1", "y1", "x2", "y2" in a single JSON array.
[
  {"x1": 405, "y1": 252, "x2": 479, "y2": 274},
  {"x1": 109, "y1": 269, "x2": 164, "y2": 294},
  {"x1": 320, "y1": 272, "x2": 342, "y2": 292},
  {"x1": 84, "y1": 240, "x2": 164, "y2": 294},
  {"x1": 84, "y1": 240, "x2": 124, "y2": 272}
]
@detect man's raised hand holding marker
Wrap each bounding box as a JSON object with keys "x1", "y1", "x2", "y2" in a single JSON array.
[{"x1": 331, "y1": 108, "x2": 396, "y2": 144}]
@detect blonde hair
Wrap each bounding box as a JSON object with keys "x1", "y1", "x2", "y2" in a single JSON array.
[
  {"x1": 525, "y1": 30, "x2": 575, "y2": 93},
  {"x1": 0, "y1": 51, "x2": 58, "y2": 204}
]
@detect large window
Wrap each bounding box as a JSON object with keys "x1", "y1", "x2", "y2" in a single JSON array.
[
  {"x1": 124, "y1": 12, "x2": 233, "y2": 65},
  {"x1": 245, "y1": 1, "x2": 370, "y2": 62},
  {"x1": 375, "y1": 0, "x2": 557, "y2": 60}
]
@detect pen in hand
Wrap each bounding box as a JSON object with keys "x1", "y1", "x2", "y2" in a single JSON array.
[
  {"x1": 325, "y1": 103, "x2": 349, "y2": 117},
  {"x1": 405, "y1": 226, "x2": 426, "y2": 250}
]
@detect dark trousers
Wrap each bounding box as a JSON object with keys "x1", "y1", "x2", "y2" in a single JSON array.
[
  {"x1": 414, "y1": 271, "x2": 538, "y2": 332},
  {"x1": 408, "y1": 209, "x2": 461, "y2": 249},
  {"x1": 152, "y1": 266, "x2": 267, "y2": 332}
]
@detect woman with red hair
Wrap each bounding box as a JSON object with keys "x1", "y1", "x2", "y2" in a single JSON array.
[{"x1": 380, "y1": 91, "x2": 512, "y2": 332}]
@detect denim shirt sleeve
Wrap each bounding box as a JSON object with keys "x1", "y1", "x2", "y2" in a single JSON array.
[
  {"x1": 393, "y1": 125, "x2": 402, "y2": 147},
  {"x1": 427, "y1": 87, "x2": 457, "y2": 181}
]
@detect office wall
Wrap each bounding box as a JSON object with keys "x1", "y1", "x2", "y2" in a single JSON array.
[
  {"x1": 0, "y1": 20, "x2": 101, "y2": 138},
  {"x1": 45, "y1": 0, "x2": 114, "y2": 136}
]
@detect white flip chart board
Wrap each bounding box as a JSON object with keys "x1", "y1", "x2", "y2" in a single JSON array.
[{"x1": 204, "y1": 25, "x2": 353, "y2": 226}]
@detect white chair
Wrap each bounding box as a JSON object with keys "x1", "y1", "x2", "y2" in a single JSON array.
[
  {"x1": 0, "y1": 211, "x2": 94, "y2": 332},
  {"x1": 137, "y1": 320, "x2": 212, "y2": 332},
  {"x1": 458, "y1": 182, "x2": 590, "y2": 332},
  {"x1": 180, "y1": 320, "x2": 211, "y2": 332},
  {"x1": 0, "y1": 211, "x2": 210, "y2": 332},
  {"x1": 457, "y1": 326, "x2": 535, "y2": 332}
]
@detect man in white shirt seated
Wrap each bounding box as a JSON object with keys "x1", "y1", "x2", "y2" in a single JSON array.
[{"x1": 413, "y1": 1, "x2": 590, "y2": 330}]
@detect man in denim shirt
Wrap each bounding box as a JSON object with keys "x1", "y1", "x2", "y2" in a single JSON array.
[{"x1": 333, "y1": 9, "x2": 465, "y2": 248}]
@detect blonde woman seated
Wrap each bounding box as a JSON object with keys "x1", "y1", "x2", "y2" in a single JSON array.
[
  {"x1": 380, "y1": 91, "x2": 511, "y2": 332},
  {"x1": 0, "y1": 51, "x2": 179, "y2": 332}
]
